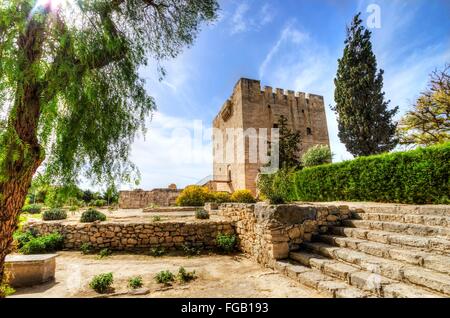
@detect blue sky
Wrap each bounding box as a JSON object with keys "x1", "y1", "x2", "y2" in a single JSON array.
[{"x1": 123, "y1": 0, "x2": 450, "y2": 191}]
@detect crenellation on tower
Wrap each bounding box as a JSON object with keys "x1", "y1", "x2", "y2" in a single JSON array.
[{"x1": 211, "y1": 78, "x2": 330, "y2": 195}]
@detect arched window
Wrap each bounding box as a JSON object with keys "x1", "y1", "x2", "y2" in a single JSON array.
[{"x1": 306, "y1": 127, "x2": 312, "y2": 135}]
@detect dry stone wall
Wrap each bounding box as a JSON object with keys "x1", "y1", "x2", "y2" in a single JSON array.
[
  {"x1": 218, "y1": 203, "x2": 351, "y2": 265},
  {"x1": 24, "y1": 220, "x2": 234, "y2": 251},
  {"x1": 119, "y1": 188, "x2": 182, "y2": 209}
]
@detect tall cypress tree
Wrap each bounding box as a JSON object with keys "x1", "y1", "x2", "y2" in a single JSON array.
[{"x1": 332, "y1": 13, "x2": 399, "y2": 157}]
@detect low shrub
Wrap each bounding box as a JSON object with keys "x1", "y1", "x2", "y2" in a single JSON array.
[
  {"x1": 195, "y1": 209, "x2": 210, "y2": 220},
  {"x1": 177, "y1": 267, "x2": 196, "y2": 283},
  {"x1": 150, "y1": 246, "x2": 166, "y2": 257},
  {"x1": 13, "y1": 230, "x2": 36, "y2": 249},
  {"x1": 176, "y1": 185, "x2": 210, "y2": 206},
  {"x1": 42, "y1": 208, "x2": 67, "y2": 221},
  {"x1": 80, "y1": 243, "x2": 93, "y2": 255},
  {"x1": 152, "y1": 215, "x2": 162, "y2": 222},
  {"x1": 301, "y1": 144, "x2": 333, "y2": 167},
  {"x1": 210, "y1": 191, "x2": 232, "y2": 204},
  {"x1": 90, "y1": 199, "x2": 107, "y2": 207},
  {"x1": 0, "y1": 284, "x2": 15, "y2": 297},
  {"x1": 20, "y1": 232, "x2": 64, "y2": 254},
  {"x1": 89, "y1": 273, "x2": 113, "y2": 294},
  {"x1": 230, "y1": 190, "x2": 256, "y2": 203},
  {"x1": 155, "y1": 270, "x2": 175, "y2": 285},
  {"x1": 98, "y1": 248, "x2": 111, "y2": 259},
  {"x1": 291, "y1": 143, "x2": 450, "y2": 204},
  {"x1": 257, "y1": 168, "x2": 295, "y2": 204},
  {"x1": 216, "y1": 233, "x2": 236, "y2": 254},
  {"x1": 80, "y1": 208, "x2": 106, "y2": 223},
  {"x1": 128, "y1": 276, "x2": 143, "y2": 289},
  {"x1": 21, "y1": 204, "x2": 42, "y2": 214}
]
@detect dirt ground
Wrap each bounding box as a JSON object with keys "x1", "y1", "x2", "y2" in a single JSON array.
[
  {"x1": 25, "y1": 208, "x2": 221, "y2": 224},
  {"x1": 9, "y1": 251, "x2": 324, "y2": 298}
]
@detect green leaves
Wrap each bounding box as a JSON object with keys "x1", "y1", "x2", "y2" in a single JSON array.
[
  {"x1": 333, "y1": 13, "x2": 398, "y2": 157},
  {"x1": 0, "y1": 0, "x2": 219, "y2": 187},
  {"x1": 291, "y1": 143, "x2": 450, "y2": 204},
  {"x1": 397, "y1": 65, "x2": 450, "y2": 147}
]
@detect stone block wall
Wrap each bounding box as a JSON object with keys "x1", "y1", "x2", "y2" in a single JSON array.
[
  {"x1": 218, "y1": 203, "x2": 351, "y2": 265},
  {"x1": 119, "y1": 188, "x2": 182, "y2": 209},
  {"x1": 24, "y1": 220, "x2": 234, "y2": 251}
]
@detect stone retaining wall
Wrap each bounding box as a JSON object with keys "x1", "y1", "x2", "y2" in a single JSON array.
[
  {"x1": 119, "y1": 188, "x2": 182, "y2": 209},
  {"x1": 24, "y1": 220, "x2": 234, "y2": 251},
  {"x1": 218, "y1": 203, "x2": 351, "y2": 265}
]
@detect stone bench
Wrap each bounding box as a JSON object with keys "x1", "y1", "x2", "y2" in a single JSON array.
[{"x1": 5, "y1": 254, "x2": 57, "y2": 288}]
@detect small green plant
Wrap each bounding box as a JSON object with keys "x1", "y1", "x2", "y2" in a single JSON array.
[
  {"x1": 21, "y1": 204, "x2": 42, "y2": 214},
  {"x1": 182, "y1": 243, "x2": 202, "y2": 257},
  {"x1": 89, "y1": 273, "x2": 114, "y2": 294},
  {"x1": 177, "y1": 267, "x2": 196, "y2": 283},
  {"x1": 42, "y1": 208, "x2": 67, "y2": 221},
  {"x1": 0, "y1": 284, "x2": 15, "y2": 297},
  {"x1": 155, "y1": 270, "x2": 175, "y2": 285},
  {"x1": 195, "y1": 209, "x2": 210, "y2": 220},
  {"x1": 80, "y1": 208, "x2": 106, "y2": 223},
  {"x1": 19, "y1": 232, "x2": 64, "y2": 254},
  {"x1": 150, "y1": 246, "x2": 166, "y2": 257},
  {"x1": 216, "y1": 233, "x2": 236, "y2": 254},
  {"x1": 89, "y1": 199, "x2": 107, "y2": 207},
  {"x1": 80, "y1": 243, "x2": 93, "y2": 255},
  {"x1": 13, "y1": 230, "x2": 36, "y2": 249},
  {"x1": 69, "y1": 205, "x2": 79, "y2": 212},
  {"x1": 152, "y1": 215, "x2": 162, "y2": 222},
  {"x1": 230, "y1": 190, "x2": 256, "y2": 203},
  {"x1": 98, "y1": 248, "x2": 112, "y2": 259},
  {"x1": 301, "y1": 144, "x2": 333, "y2": 167},
  {"x1": 128, "y1": 276, "x2": 143, "y2": 289}
]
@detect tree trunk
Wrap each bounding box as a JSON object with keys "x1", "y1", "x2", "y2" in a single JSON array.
[{"x1": 0, "y1": 17, "x2": 46, "y2": 297}]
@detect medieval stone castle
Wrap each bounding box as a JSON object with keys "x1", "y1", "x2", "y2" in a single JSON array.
[
  {"x1": 119, "y1": 78, "x2": 330, "y2": 207},
  {"x1": 210, "y1": 78, "x2": 330, "y2": 195}
]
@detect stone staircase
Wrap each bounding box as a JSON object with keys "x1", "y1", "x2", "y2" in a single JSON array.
[{"x1": 274, "y1": 206, "x2": 450, "y2": 298}]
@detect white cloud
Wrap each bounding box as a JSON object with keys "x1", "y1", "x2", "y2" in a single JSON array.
[
  {"x1": 230, "y1": 3, "x2": 250, "y2": 34},
  {"x1": 229, "y1": 2, "x2": 275, "y2": 35}
]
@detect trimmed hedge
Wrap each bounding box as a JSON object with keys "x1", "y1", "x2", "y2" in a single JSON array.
[{"x1": 290, "y1": 143, "x2": 449, "y2": 204}]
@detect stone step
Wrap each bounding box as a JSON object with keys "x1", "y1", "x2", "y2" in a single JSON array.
[
  {"x1": 289, "y1": 251, "x2": 442, "y2": 298},
  {"x1": 271, "y1": 259, "x2": 371, "y2": 298},
  {"x1": 330, "y1": 226, "x2": 450, "y2": 253},
  {"x1": 349, "y1": 205, "x2": 450, "y2": 217},
  {"x1": 301, "y1": 241, "x2": 450, "y2": 296},
  {"x1": 315, "y1": 234, "x2": 450, "y2": 275},
  {"x1": 352, "y1": 212, "x2": 450, "y2": 228},
  {"x1": 341, "y1": 219, "x2": 450, "y2": 238}
]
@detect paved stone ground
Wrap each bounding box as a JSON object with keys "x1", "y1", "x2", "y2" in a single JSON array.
[{"x1": 9, "y1": 252, "x2": 324, "y2": 298}]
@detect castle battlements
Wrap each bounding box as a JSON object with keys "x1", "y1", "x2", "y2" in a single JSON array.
[
  {"x1": 214, "y1": 78, "x2": 325, "y2": 123},
  {"x1": 234, "y1": 77, "x2": 323, "y2": 104}
]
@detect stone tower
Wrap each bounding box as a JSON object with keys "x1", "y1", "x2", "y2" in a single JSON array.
[{"x1": 211, "y1": 78, "x2": 330, "y2": 195}]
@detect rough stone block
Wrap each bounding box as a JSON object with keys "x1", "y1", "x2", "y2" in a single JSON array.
[{"x1": 5, "y1": 254, "x2": 57, "y2": 288}]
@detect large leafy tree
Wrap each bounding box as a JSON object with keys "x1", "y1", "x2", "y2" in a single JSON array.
[
  {"x1": 332, "y1": 13, "x2": 398, "y2": 157},
  {"x1": 0, "y1": 0, "x2": 218, "y2": 293},
  {"x1": 397, "y1": 65, "x2": 450, "y2": 147}
]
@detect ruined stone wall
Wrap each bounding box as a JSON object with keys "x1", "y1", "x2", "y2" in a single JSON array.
[
  {"x1": 212, "y1": 78, "x2": 330, "y2": 195},
  {"x1": 24, "y1": 220, "x2": 234, "y2": 251},
  {"x1": 218, "y1": 203, "x2": 350, "y2": 266},
  {"x1": 119, "y1": 188, "x2": 182, "y2": 209}
]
